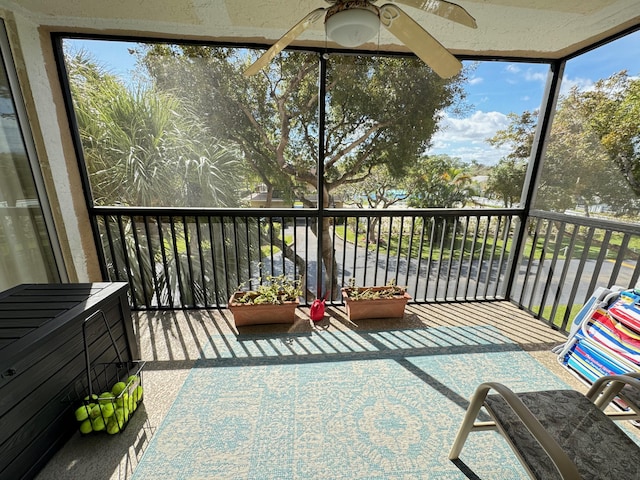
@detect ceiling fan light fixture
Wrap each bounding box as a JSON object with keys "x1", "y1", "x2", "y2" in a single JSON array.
[{"x1": 325, "y1": 7, "x2": 379, "y2": 48}]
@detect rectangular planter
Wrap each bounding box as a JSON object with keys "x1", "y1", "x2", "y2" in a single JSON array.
[
  {"x1": 228, "y1": 292, "x2": 299, "y2": 326},
  {"x1": 342, "y1": 287, "x2": 411, "y2": 321}
]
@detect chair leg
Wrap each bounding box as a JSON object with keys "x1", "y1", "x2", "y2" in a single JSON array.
[{"x1": 449, "y1": 384, "x2": 492, "y2": 459}]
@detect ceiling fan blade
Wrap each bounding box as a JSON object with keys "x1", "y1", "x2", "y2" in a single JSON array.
[
  {"x1": 244, "y1": 8, "x2": 326, "y2": 76},
  {"x1": 389, "y1": 0, "x2": 477, "y2": 29},
  {"x1": 379, "y1": 4, "x2": 462, "y2": 79}
]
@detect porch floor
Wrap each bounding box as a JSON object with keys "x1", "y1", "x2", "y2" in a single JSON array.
[{"x1": 35, "y1": 301, "x2": 593, "y2": 479}]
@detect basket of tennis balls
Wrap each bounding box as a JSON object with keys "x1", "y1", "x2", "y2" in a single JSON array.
[{"x1": 74, "y1": 361, "x2": 145, "y2": 435}]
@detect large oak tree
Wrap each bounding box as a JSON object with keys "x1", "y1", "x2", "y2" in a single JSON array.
[
  {"x1": 486, "y1": 74, "x2": 639, "y2": 215},
  {"x1": 138, "y1": 45, "x2": 467, "y2": 295}
]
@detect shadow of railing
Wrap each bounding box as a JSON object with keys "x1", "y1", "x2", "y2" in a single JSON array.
[{"x1": 191, "y1": 323, "x2": 521, "y2": 368}]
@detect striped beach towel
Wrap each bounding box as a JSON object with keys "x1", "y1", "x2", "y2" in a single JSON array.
[
  {"x1": 584, "y1": 308, "x2": 640, "y2": 365},
  {"x1": 608, "y1": 290, "x2": 640, "y2": 332}
]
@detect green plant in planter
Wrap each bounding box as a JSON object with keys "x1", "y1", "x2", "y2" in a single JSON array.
[
  {"x1": 343, "y1": 278, "x2": 406, "y2": 300},
  {"x1": 234, "y1": 273, "x2": 302, "y2": 305},
  {"x1": 341, "y1": 279, "x2": 410, "y2": 321}
]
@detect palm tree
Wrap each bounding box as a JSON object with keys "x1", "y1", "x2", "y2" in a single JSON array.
[
  {"x1": 65, "y1": 50, "x2": 247, "y2": 306},
  {"x1": 66, "y1": 51, "x2": 241, "y2": 207}
]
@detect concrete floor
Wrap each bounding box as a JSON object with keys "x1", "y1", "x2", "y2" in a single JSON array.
[{"x1": 34, "y1": 302, "x2": 597, "y2": 480}]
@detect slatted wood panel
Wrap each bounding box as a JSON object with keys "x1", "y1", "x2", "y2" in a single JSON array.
[{"x1": 0, "y1": 283, "x2": 137, "y2": 480}]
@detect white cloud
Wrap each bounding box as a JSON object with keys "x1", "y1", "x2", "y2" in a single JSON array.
[
  {"x1": 503, "y1": 64, "x2": 547, "y2": 86},
  {"x1": 427, "y1": 110, "x2": 511, "y2": 165},
  {"x1": 524, "y1": 69, "x2": 547, "y2": 83},
  {"x1": 435, "y1": 110, "x2": 509, "y2": 142},
  {"x1": 468, "y1": 76, "x2": 483, "y2": 85},
  {"x1": 560, "y1": 76, "x2": 595, "y2": 95}
]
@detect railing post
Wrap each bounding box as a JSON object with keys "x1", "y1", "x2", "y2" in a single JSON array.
[
  {"x1": 503, "y1": 59, "x2": 565, "y2": 301},
  {"x1": 316, "y1": 53, "x2": 327, "y2": 298}
]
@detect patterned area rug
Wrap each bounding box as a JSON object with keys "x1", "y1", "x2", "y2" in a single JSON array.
[{"x1": 132, "y1": 326, "x2": 570, "y2": 479}]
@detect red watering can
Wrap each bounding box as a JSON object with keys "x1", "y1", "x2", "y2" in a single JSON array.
[{"x1": 310, "y1": 296, "x2": 326, "y2": 322}]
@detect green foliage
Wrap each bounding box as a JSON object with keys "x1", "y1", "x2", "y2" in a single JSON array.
[
  {"x1": 487, "y1": 110, "x2": 538, "y2": 161},
  {"x1": 488, "y1": 72, "x2": 640, "y2": 215},
  {"x1": 336, "y1": 166, "x2": 409, "y2": 243},
  {"x1": 484, "y1": 110, "x2": 535, "y2": 208},
  {"x1": 136, "y1": 43, "x2": 468, "y2": 293},
  {"x1": 405, "y1": 155, "x2": 474, "y2": 208},
  {"x1": 337, "y1": 165, "x2": 407, "y2": 209},
  {"x1": 234, "y1": 273, "x2": 302, "y2": 305},
  {"x1": 486, "y1": 158, "x2": 527, "y2": 207},
  {"x1": 137, "y1": 45, "x2": 467, "y2": 203},
  {"x1": 65, "y1": 49, "x2": 242, "y2": 208},
  {"x1": 579, "y1": 71, "x2": 640, "y2": 201},
  {"x1": 542, "y1": 79, "x2": 636, "y2": 215},
  {"x1": 102, "y1": 216, "x2": 250, "y2": 308}
]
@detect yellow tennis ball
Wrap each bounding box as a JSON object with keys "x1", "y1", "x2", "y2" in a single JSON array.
[
  {"x1": 91, "y1": 416, "x2": 106, "y2": 431},
  {"x1": 79, "y1": 419, "x2": 93, "y2": 434},
  {"x1": 113, "y1": 408, "x2": 127, "y2": 427},
  {"x1": 134, "y1": 385, "x2": 143, "y2": 402},
  {"x1": 115, "y1": 392, "x2": 129, "y2": 407},
  {"x1": 84, "y1": 394, "x2": 98, "y2": 402},
  {"x1": 111, "y1": 381, "x2": 127, "y2": 396},
  {"x1": 100, "y1": 402, "x2": 115, "y2": 418},
  {"x1": 89, "y1": 404, "x2": 102, "y2": 419},
  {"x1": 106, "y1": 418, "x2": 121, "y2": 435},
  {"x1": 98, "y1": 392, "x2": 113, "y2": 404},
  {"x1": 75, "y1": 405, "x2": 91, "y2": 422}
]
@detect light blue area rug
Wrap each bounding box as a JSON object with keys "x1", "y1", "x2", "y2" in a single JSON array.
[{"x1": 132, "y1": 326, "x2": 570, "y2": 479}]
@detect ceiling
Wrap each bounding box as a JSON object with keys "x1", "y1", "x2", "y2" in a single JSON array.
[{"x1": 4, "y1": 0, "x2": 640, "y2": 59}]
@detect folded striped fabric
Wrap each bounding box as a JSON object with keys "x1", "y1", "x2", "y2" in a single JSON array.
[
  {"x1": 585, "y1": 308, "x2": 640, "y2": 365},
  {"x1": 608, "y1": 290, "x2": 640, "y2": 332}
]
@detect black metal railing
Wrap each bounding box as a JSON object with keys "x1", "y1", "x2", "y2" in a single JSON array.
[
  {"x1": 513, "y1": 210, "x2": 640, "y2": 330},
  {"x1": 326, "y1": 209, "x2": 518, "y2": 303},
  {"x1": 92, "y1": 206, "x2": 520, "y2": 310},
  {"x1": 91, "y1": 205, "x2": 640, "y2": 333}
]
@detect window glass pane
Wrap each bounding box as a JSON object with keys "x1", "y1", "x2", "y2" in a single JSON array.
[
  {"x1": 59, "y1": 37, "x2": 554, "y2": 303},
  {"x1": 331, "y1": 58, "x2": 549, "y2": 209},
  {"x1": 535, "y1": 30, "x2": 640, "y2": 218},
  {"x1": 62, "y1": 39, "x2": 318, "y2": 209},
  {"x1": 0, "y1": 27, "x2": 59, "y2": 290},
  {"x1": 63, "y1": 39, "x2": 550, "y2": 212}
]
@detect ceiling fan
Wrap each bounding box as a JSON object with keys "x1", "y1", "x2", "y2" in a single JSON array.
[{"x1": 244, "y1": 0, "x2": 476, "y2": 79}]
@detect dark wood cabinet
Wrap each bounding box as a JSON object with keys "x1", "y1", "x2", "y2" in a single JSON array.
[{"x1": 0, "y1": 283, "x2": 138, "y2": 480}]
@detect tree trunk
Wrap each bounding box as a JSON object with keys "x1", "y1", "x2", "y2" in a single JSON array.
[
  {"x1": 259, "y1": 224, "x2": 309, "y2": 298},
  {"x1": 306, "y1": 188, "x2": 340, "y2": 300},
  {"x1": 368, "y1": 217, "x2": 379, "y2": 244},
  {"x1": 321, "y1": 216, "x2": 340, "y2": 300}
]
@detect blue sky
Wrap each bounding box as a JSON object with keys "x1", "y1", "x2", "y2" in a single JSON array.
[
  {"x1": 428, "y1": 60, "x2": 549, "y2": 165},
  {"x1": 67, "y1": 30, "x2": 640, "y2": 166},
  {"x1": 430, "y1": 30, "x2": 640, "y2": 165}
]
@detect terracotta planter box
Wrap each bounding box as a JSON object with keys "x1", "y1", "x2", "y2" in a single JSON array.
[
  {"x1": 341, "y1": 287, "x2": 411, "y2": 321},
  {"x1": 228, "y1": 292, "x2": 299, "y2": 326}
]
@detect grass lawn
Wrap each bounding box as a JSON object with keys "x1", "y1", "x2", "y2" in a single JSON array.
[{"x1": 335, "y1": 221, "x2": 639, "y2": 267}]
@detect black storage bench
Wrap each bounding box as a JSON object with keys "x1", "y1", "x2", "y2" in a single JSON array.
[{"x1": 0, "y1": 282, "x2": 138, "y2": 480}]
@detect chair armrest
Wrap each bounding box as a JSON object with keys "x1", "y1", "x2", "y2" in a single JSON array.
[{"x1": 587, "y1": 374, "x2": 640, "y2": 410}]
